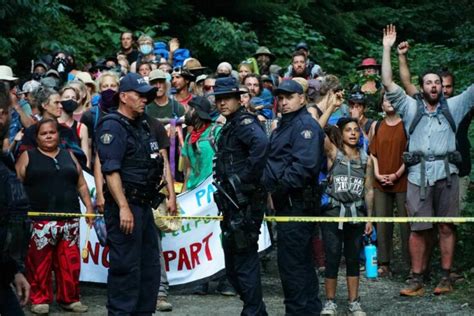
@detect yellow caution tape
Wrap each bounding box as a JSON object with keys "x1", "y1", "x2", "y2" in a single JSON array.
[
  {"x1": 26, "y1": 212, "x2": 474, "y2": 223},
  {"x1": 27, "y1": 212, "x2": 103, "y2": 218}
]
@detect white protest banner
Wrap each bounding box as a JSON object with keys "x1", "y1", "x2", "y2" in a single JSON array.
[
  {"x1": 161, "y1": 176, "x2": 272, "y2": 285},
  {"x1": 79, "y1": 171, "x2": 109, "y2": 283},
  {"x1": 79, "y1": 174, "x2": 272, "y2": 285}
]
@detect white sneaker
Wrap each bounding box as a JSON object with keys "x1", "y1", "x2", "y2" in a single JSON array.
[
  {"x1": 348, "y1": 298, "x2": 366, "y2": 316},
  {"x1": 31, "y1": 304, "x2": 49, "y2": 314},
  {"x1": 321, "y1": 300, "x2": 337, "y2": 315}
]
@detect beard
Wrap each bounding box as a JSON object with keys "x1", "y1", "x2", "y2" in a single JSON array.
[{"x1": 423, "y1": 89, "x2": 441, "y2": 105}]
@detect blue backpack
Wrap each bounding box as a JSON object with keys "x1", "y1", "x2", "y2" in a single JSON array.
[
  {"x1": 172, "y1": 49, "x2": 190, "y2": 67},
  {"x1": 154, "y1": 41, "x2": 169, "y2": 60}
]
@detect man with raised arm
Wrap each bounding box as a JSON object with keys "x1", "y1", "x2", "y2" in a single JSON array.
[{"x1": 381, "y1": 24, "x2": 474, "y2": 296}]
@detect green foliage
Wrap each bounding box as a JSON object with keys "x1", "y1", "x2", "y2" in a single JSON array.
[
  {"x1": 186, "y1": 17, "x2": 259, "y2": 67},
  {"x1": 260, "y1": 14, "x2": 351, "y2": 75}
]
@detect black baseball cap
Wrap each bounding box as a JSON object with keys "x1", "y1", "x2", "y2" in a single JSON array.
[
  {"x1": 273, "y1": 80, "x2": 303, "y2": 95},
  {"x1": 296, "y1": 41, "x2": 309, "y2": 51},
  {"x1": 188, "y1": 96, "x2": 213, "y2": 121}
]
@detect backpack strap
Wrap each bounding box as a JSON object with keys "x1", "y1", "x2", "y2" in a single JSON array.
[
  {"x1": 374, "y1": 120, "x2": 382, "y2": 136},
  {"x1": 91, "y1": 106, "x2": 100, "y2": 130},
  {"x1": 409, "y1": 93, "x2": 456, "y2": 135},
  {"x1": 171, "y1": 99, "x2": 179, "y2": 118},
  {"x1": 439, "y1": 96, "x2": 456, "y2": 133},
  {"x1": 206, "y1": 124, "x2": 220, "y2": 153},
  {"x1": 364, "y1": 118, "x2": 374, "y2": 135}
]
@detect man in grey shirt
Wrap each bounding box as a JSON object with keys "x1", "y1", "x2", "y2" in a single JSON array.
[{"x1": 381, "y1": 24, "x2": 474, "y2": 297}]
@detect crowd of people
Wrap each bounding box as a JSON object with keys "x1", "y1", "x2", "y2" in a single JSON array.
[{"x1": 0, "y1": 24, "x2": 473, "y2": 316}]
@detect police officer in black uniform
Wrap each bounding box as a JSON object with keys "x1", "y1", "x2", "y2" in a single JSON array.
[
  {"x1": 262, "y1": 80, "x2": 325, "y2": 315},
  {"x1": 212, "y1": 77, "x2": 268, "y2": 316},
  {"x1": 96, "y1": 73, "x2": 165, "y2": 316}
]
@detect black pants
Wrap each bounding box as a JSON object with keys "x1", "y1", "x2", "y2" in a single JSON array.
[
  {"x1": 321, "y1": 222, "x2": 365, "y2": 278},
  {"x1": 273, "y1": 195, "x2": 321, "y2": 316},
  {"x1": 105, "y1": 203, "x2": 160, "y2": 316},
  {"x1": 0, "y1": 286, "x2": 24, "y2": 316},
  {"x1": 222, "y1": 235, "x2": 267, "y2": 316}
]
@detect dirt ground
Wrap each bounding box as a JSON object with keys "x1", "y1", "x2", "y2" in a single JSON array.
[{"x1": 23, "y1": 248, "x2": 474, "y2": 316}]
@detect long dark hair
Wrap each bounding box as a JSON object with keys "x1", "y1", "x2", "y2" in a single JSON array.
[{"x1": 326, "y1": 117, "x2": 361, "y2": 155}]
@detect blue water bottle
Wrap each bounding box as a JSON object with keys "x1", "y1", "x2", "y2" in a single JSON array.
[{"x1": 364, "y1": 234, "x2": 378, "y2": 279}]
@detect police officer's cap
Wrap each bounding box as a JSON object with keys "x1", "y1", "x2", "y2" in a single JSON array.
[
  {"x1": 211, "y1": 77, "x2": 244, "y2": 97},
  {"x1": 119, "y1": 73, "x2": 157, "y2": 102},
  {"x1": 273, "y1": 80, "x2": 303, "y2": 96}
]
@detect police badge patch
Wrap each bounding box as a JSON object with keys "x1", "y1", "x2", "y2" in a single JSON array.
[
  {"x1": 301, "y1": 130, "x2": 313, "y2": 139},
  {"x1": 100, "y1": 133, "x2": 114, "y2": 145},
  {"x1": 240, "y1": 118, "x2": 253, "y2": 126}
]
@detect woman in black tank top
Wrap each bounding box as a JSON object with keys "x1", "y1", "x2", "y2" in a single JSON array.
[
  {"x1": 15, "y1": 119, "x2": 94, "y2": 313},
  {"x1": 58, "y1": 86, "x2": 91, "y2": 168}
]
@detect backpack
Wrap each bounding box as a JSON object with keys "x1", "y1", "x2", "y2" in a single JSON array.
[
  {"x1": 172, "y1": 49, "x2": 190, "y2": 68},
  {"x1": 154, "y1": 41, "x2": 169, "y2": 60}
]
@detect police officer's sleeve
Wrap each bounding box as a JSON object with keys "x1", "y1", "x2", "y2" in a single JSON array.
[
  {"x1": 96, "y1": 119, "x2": 127, "y2": 174},
  {"x1": 236, "y1": 119, "x2": 268, "y2": 183},
  {"x1": 281, "y1": 122, "x2": 324, "y2": 189}
]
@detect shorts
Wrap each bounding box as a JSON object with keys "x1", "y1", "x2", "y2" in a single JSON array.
[{"x1": 406, "y1": 176, "x2": 459, "y2": 231}]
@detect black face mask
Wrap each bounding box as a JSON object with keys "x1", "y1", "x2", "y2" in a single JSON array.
[
  {"x1": 32, "y1": 72, "x2": 44, "y2": 81},
  {"x1": 99, "y1": 89, "x2": 117, "y2": 112},
  {"x1": 61, "y1": 99, "x2": 79, "y2": 114}
]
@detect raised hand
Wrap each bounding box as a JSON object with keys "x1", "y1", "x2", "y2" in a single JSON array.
[
  {"x1": 383, "y1": 24, "x2": 397, "y2": 48},
  {"x1": 397, "y1": 41, "x2": 410, "y2": 55},
  {"x1": 169, "y1": 38, "x2": 180, "y2": 53}
]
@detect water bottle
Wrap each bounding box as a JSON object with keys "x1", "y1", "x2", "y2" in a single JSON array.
[{"x1": 364, "y1": 235, "x2": 378, "y2": 279}]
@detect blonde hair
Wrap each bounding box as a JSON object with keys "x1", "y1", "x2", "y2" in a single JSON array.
[
  {"x1": 292, "y1": 77, "x2": 308, "y2": 94},
  {"x1": 69, "y1": 80, "x2": 91, "y2": 109},
  {"x1": 137, "y1": 34, "x2": 153, "y2": 45},
  {"x1": 97, "y1": 71, "x2": 120, "y2": 92},
  {"x1": 60, "y1": 85, "x2": 81, "y2": 100}
]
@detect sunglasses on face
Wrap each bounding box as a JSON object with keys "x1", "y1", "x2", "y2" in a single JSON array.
[{"x1": 203, "y1": 85, "x2": 215, "y2": 91}]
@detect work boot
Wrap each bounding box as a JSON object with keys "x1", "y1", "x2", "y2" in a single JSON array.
[
  {"x1": 60, "y1": 301, "x2": 88, "y2": 312},
  {"x1": 400, "y1": 277, "x2": 424, "y2": 297},
  {"x1": 348, "y1": 298, "x2": 366, "y2": 316},
  {"x1": 321, "y1": 299, "x2": 337, "y2": 315},
  {"x1": 192, "y1": 282, "x2": 209, "y2": 295},
  {"x1": 31, "y1": 304, "x2": 49, "y2": 314},
  {"x1": 433, "y1": 277, "x2": 453, "y2": 295},
  {"x1": 216, "y1": 278, "x2": 237, "y2": 296},
  {"x1": 156, "y1": 296, "x2": 173, "y2": 311}
]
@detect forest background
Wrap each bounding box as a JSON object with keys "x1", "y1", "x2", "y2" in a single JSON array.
[{"x1": 1, "y1": 0, "x2": 473, "y2": 292}]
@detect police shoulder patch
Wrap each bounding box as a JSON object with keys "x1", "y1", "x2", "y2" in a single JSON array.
[
  {"x1": 240, "y1": 118, "x2": 254, "y2": 126},
  {"x1": 100, "y1": 133, "x2": 114, "y2": 145},
  {"x1": 301, "y1": 130, "x2": 313, "y2": 139}
]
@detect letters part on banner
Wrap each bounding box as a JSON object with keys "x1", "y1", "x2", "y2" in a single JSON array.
[{"x1": 163, "y1": 232, "x2": 214, "y2": 272}]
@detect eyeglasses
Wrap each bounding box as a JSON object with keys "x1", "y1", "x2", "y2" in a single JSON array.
[
  {"x1": 203, "y1": 85, "x2": 215, "y2": 91},
  {"x1": 52, "y1": 157, "x2": 60, "y2": 171}
]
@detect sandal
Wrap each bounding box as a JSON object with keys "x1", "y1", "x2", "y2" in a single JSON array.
[{"x1": 378, "y1": 265, "x2": 392, "y2": 277}]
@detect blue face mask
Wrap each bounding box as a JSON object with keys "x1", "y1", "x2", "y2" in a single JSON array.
[{"x1": 140, "y1": 44, "x2": 153, "y2": 55}]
